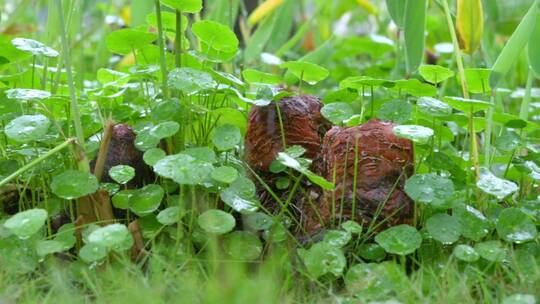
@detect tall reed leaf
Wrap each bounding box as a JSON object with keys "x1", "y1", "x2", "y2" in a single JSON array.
[
  {"x1": 456, "y1": 0, "x2": 484, "y2": 54},
  {"x1": 404, "y1": 0, "x2": 427, "y2": 74},
  {"x1": 529, "y1": 15, "x2": 540, "y2": 78},
  {"x1": 489, "y1": 1, "x2": 538, "y2": 88},
  {"x1": 386, "y1": 0, "x2": 406, "y2": 28}
]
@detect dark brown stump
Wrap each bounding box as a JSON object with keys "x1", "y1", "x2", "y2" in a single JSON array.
[{"x1": 316, "y1": 119, "x2": 414, "y2": 234}]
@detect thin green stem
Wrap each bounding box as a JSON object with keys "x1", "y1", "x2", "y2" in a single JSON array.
[
  {"x1": 154, "y1": 0, "x2": 170, "y2": 99},
  {"x1": 175, "y1": 10, "x2": 183, "y2": 68},
  {"x1": 519, "y1": 68, "x2": 534, "y2": 120},
  {"x1": 0, "y1": 138, "x2": 75, "y2": 188}
]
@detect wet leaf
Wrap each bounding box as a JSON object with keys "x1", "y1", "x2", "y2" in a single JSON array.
[
  {"x1": 143, "y1": 148, "x2": 166, "y2": 166},
  {"x1": 192, "y1": 20, "x2": 238, "y2": 52},
  {"x1": 298, "y1": 242, "x2": 346, "y2": 279},
  {"x1": 242, "y1": 69, "x2": 281, "y2": 85},
  {"x1": 243, "y1": 212, "x2": 273, "y2": 231},
  {"x1": 453, "y1": 204, "x2": 491, "y2": 241},
  {"x1": 393, "y1": 125, "x2": 434, "y2": 144},
  {"x1": 475, "y1": 240, "x2": 506, "y2": 262},
  {"x1": 405, "y1": 173, "x2": 454, "y2": 207},
  {"x1": 323, "y1": 230, "x2": 352, "y2": 248},
  {"x1": 417, "y1": 97, "x2": 452, "y2": 117},
  {"x1": 5, "y1": 114, "x2": 50, "y2": 143},
  {"x1": 496, "y1": 208, "x2": 537, "y2": 243},
  {"x1": 36, "y1": 240, "x2": 64, "y2": 257},
  {"x1": 223, "y1": 231, "x2": 262, "y2": 260},
  {"x1": 79, "y1": 243, "x2": 108, "y2": 263},
  {"x1": 377, "y1": 99, "x2": 412, "y2": 123},
  {"x1": 6, "y1": 88, "x2": 51, "y2": 101},
  {"x1": 357, "y1": 243, "x2": 386, "y2": 261},
  {"x1": 106, "y1": 28, "x2": 156, "y2": 55},
  {"x1": 157, "y1": 207, "x2": 182, "y2": 225},
  {"x1": 154, "y1": 153, "x2": 213, "y2": 185},
  {"x1": 130, "y1": 184, "x2": 164, "y2": 216},
  {"x1": 11, "y1": 38, "x2": 59, "y2": 57},
  {"x1": 419, "y1": 65, "x2": 455, "y2": 84},
  {"x1": 51, "y1": 170, "x2": 99, "y2": 200},
  {"x1": 4, "y1": 209, "x2": 48, "y2": 239},
  {"x1": 477, "y1": 167, "x2": 518, "y2": 199},
  {"x1": 87, "y1": 223, "x2": 133, "y2": 252},
  {"x1": 321, "y1": 102, "x2": 354, "y2": 124},
  {"x1": 211, "y1": 166, "x2": 238, "y2": 184},
  {"x1": 150, "y1": 121, "x2": 180, "y2": 139},
  {"x1": 425, "y1": 213, "x2": 462, "y2": 244},
  {"x1": 168, "y1": 67, "x2": 216, "y2": 95},
  {"x1": 108, "y1": 165, "x2": 135, "y2": 185},
  {"x1": 453, "y1": 244, "x2": 480, "y2": 262},
  {"x1": 212, "y1": 124, "x2": 241, "y2": 151},
  {"x1": 197, "y1": 209, "x2": 235, "y2": 234},
  {"x1": 375, "y1": 224, "x2": 422, "y2": 255}
]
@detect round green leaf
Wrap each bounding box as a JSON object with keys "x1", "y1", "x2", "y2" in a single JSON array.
[
  {"x1": 130, "y1": 184, "x2": 164, "y2": 216},
  {"x1": 143, "y1": 148, "x2": 166, "y2": 166},
  {"x1": 342, "y1": 220, "x2": 363, "y2": 234},
  {"x1": 51, "y1": 170, "x2": 99, "y2": 200},
  {"x1": 417, "y1": 96, "x2": 452, "y2": 117},
  {"x1": 425, "y1": 213, "x2": 462, "y2": 244},
  {"x1": 223, "y1": 231, "x2": 263, "y2": 260},
  {"x1": 393, "y1": 125, "x2": 434, "y2": 144},
  {"x1": 149, "y1": 121, "x2": 180, "y2": 139},
  {"x1": 377, "y1": 99, "x2": 412, "y2": 123},
  {"x1": 36, "y1": 240, "x2": 64, "y2": 257},
  {"x1": 404, "y1": 173, "x2": 454, "y2": 207},
  {"x1": 357, "y1": 243, "x2": 386, "y2": 261},
  {"x1": 212, "y1": 124, "x2": 241, "y2": 151},
  {"x1": 242, "y1": 69, "x2": 281, "y2": 85},
  {"x1": 168, "y1": 67, "x2": 216, "y2": 95},
  {"x1": 453, "y1": 204, "x2": 491, "y2": 241},
  {"x1": 157, "y1": 206, "x2": 182, "y2": 225},
  {"x1": 161, "y1": 0, "x2": 202, "y2": 13},
  {"x1": 154, "y1": 153, "x2": 213, "y2": 185},
  {"x1": 321, "y1": 102, "x2": 354, "y2": 124},
  {"x1": 299, "y1": 242, "x2": 346, "y2": 278},
  {"x1": 323, "y1": 230, "x2": 352, "y2": 247},
  {"x1": 496, "y1": 208, "x2": 537, "y2": 243},
  {"x1": 443, "y1": 96, "x2": 492, "y2": 112},
  {"x1": 475, "y1": 240, "x2": 506, "y2": 262},
  {"x1": 418, "y1": 64, "x2": 455, "y2": 84},
  {"x1": 79, "y1": 243, "x2": 108, "y2": 263},
  {"x1": 211, "y1": 166, "x2": 238, "y2": 184},
  {"x1": 477, "y1": 167, "x2": 518, "y2": 199},
  {"x1": 242, "y1": 212, "x2": 273, "y2": 231},
  {"x1": 87, "y1": 223, "x2": 133, "y2": 252},
  {"x1": 4, "y1": 209, "x2": 48, "y2": 239},
  {"x1": 452, "y1": 244, "x2": 480, "y2": 262},
  {"x1": 374, "y1": 224, "x2": 422, "y2": 255},
  {"x1": 6, "y1": 88, "x2": 51, "y2": 101},
  {"x1": 280, "y1": 61, "x2": 329, "y2": 84},
  {"x1": 106, "y1": 28, "x2": 156, "y2": 55},
  {"x1": 191, "y1": 20, "x2": 238, "y2": 52},
  {"x1": 108, "y1": 165, "x2": 135, "y2": 185},
  {"x1": 197, "y1": 209, "x2": 235, "y2": 234},
  {"x1": 5, "y1": 114, "x2": 50, "y2": 143},
  {"x1": 11, "y1": 38, "x2": 59, "y2": 57}
]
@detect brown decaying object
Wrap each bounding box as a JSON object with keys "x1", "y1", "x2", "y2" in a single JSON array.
[{"x1": 312, "y1": 119, "x2": 414, "y2": 234}]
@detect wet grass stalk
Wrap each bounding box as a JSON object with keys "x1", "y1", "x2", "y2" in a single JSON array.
[{"x1": 154, "y1": 0, "x2": 170, "y2": 100}]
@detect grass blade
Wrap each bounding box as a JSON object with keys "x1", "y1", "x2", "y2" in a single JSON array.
[{"x1": 404, "y1": 0, "x2": 427, "y2": 75}]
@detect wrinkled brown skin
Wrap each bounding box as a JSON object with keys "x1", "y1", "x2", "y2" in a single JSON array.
[
  {"x1": 91, "y1": 124, "x2": 151, "y2": 189},
  {"x1": 244, "y1": 95, "x2": 331, "y2": 219},
  {"x1": 312, "y1": 119, "x2": 414, "y2": 235}
]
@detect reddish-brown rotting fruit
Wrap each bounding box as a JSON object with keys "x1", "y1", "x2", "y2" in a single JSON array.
[
  {"x1": 315, "y1": 119, "x2": 414, "y2": 234},
  {"x1": 245, "y1": 95, "x2": 330, "y2": 173},
  {"x1": 244, "y1": 95, "x2": 331, "y2": 218},
  {"x1": 91, "y1": 124, "x2": 150, "y2": 189}
]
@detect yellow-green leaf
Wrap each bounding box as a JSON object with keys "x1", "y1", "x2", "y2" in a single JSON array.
[
  {"x1": 456, "y1": 0, "x2": 484, "y2": 54},
  {"x1": 247, "y1": 0, "x2": 284, "y2": 26}
]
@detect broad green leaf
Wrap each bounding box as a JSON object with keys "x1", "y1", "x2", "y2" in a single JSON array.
[
  {"x1": 386, "y1": 0, "x2": 406, "y2": 28},
  {"x1": 417, "y1": 97, "x2": 452, "y2": 117},
  {"x1": 130, "y1": 184, "x2": 164, "y2": 216},
  {"x1": 87, "y1": 223, "x2": 133, "y2": 252},
  {"x1": 157, "y1": 207, "x2": 182, "y2": 225},
  {"x1": 182, "y1": 146, "x2": 217, "y2": 163},
  {"x1": 323, "y1": 230, "x2": 352, "y2": 248},
  {"x1": 36, "y1": 240, "x2": 64, "y2": 257},
  {"x1": 168, "y1": 67, "x2": 217, "y2": 94},
  {"x1": 357, "y1": 243, "x2": 386, "y2": 261},
  {"x1": 375, "y1": 224, "x2": 422, "y2": 255},
  {"x1": 79, "y1": 243, "x2": 107, "y2": 263},
  {"x1": 457, "y1": 68, "x2": 491, "y2": 94},
  {"x1": 197, "y1": 209, "x2": 235, "y2": 234},
  {"x1": 154, "y1": 154, "x2": 213, "y2": 185},
  {"x1": 404, "y1": 0, "x2": 427, "y2": 74},
  {"x1": 393, "y1": 125, "x2": 434, "y2": 144},
  {"x1": 212, "y1": 124, "x2": 241, "y2": 151},
  {"x1": 529, "y1": 15, "x2": 540, "y2": 78},
  {"x1": 425, "y1": 213, "x2": 462, "y2": 244},
  {"x1": 4, "y1": 209, "x2": 48, "y2": 239},
  {"x1": 143, "y1": 148, "x2": 166, "y2": 166},
  {"x1": 443, "y1": 96, "x2": 492, "y2": 112},
  {"x1": 106, "y1": 28, "x2": 156, "y2": 55},
  {"x1": 496, "y1": 208, "x2": 537, "y2": 243},
  {"x1": 243, "y1": 212, "x2": 273, "y2": 231},
  {"x1": 340, "y1": 76, "x2": 395, "y2": 90},
  {"x1": 150, "y1": 121, "x2": 180, "y2": 139},
  {"x1": 456, "y1": 0, "x2": 484, "y2": 54},
  {"x1": 345, "y1": 262, "x2": 401, "y2": 296},
  {"x1": 394, "y1": 79, "x2": 436, "y2": 97},
  {"x1": 453, "y1": 244, "x2": 480, "y2": 262},
  {"x1": 377, "y1": 99, "x2": 412, "y2": 123},
  {"x1": 6, "y1": 88, "x2": 51, "y2": 101},
  {"x1": 161, "y1": 0, "x2": 203, "y2": 13},
  {"x1": 476, "y1": 167, "x2": 518, "y2": 199},
  {"x1": 419, "y1": 65, "x2": 455, "y2": 84},
  {"x1": 11, "y1": 38, "x2": 59, "y2": 57},
  {"x1": 147, "y1": 11, "x2": 188, "y2": 32},
  {"x1": 404, "y1": 173, "x2": 454, "y2": 207},
  {"x1": 280, "y1": 61, "x2": 329, "y2": 84},
  {"x1": 475, "y1": 240, "x2": 506, "y2": 262},
  {"x1": 192, "y1": 20, "x2": 239, "y2": 52},
  {"x1": 242, "y1": 69, "x2": 281, "y2": 85},
  {"x1": 220, "y1": 187, "x2": 259, "y2": 214},
  {"x1": 5, "y1": 114, "x2": 50, "y2": 143},
  {"x1": 490, "y1": 2, "x2": 538, "y2": 88},
  {"x1": 298, "y1": 242, "x2": 346, "y2": 278},
  {"x1": 453, "y1": 204, "x2": 490, "y2": 241},
  {"x1": 51, "y1": 170, "x2": 99, "y2": 200},
  {"x1": 211, "y1": 166, "x2": 238, "y2": 184},
  {"x1": 223, "y1": 231, "x2": 263, "y2": 260},
  {"x1": 108, "y1": 165, "x2": 135, "y2": 185},
  {"x1": 321, "y1": 102, "x2": 354, "y2": 124}
]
